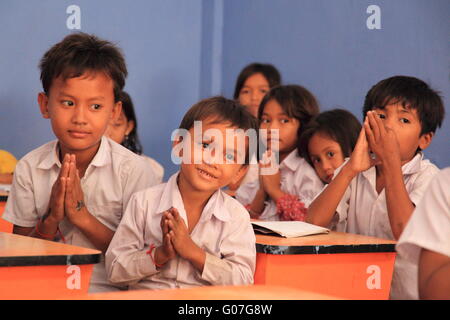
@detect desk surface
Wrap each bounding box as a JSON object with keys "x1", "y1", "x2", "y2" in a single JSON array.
[
  {"x1": 0, "y1": 232, "x2": 101, "y2": 267},
  {"x1": 0, "y1": 191, "x2": 7, "y2": 202},
  {"x1": 85, "y1": 285, "x2": 340, "y2": 300},
  {"x1": 255, "y1": 231, "x2": 396, "y2": 255}
]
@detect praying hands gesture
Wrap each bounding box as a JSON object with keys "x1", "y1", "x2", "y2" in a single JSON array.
[
  {"x1": 155, "y1": 207, "x2": 206, "y2": 271},
  {"x1": 364, "y1": 110, "x2": 402, "y2": 168}
]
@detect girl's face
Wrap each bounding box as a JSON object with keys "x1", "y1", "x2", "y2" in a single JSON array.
[
  {"x1": 308, "y1": 132, "x2": 345, "y2": 184},
  {"x1": 105, "y1": 110, "x2": 134, "y2": 144},
  {"x1": 260, "y1": 99, "x2": 300, "y2": 157},
  {"x1": 238, "y1": 73, "x2": 270, "y2": 118}
]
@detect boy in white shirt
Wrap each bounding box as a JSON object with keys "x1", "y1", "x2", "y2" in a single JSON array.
[
  {"x1": 3, "y1": 32, "x2": 157, "y2": 292},
  {"x1": 106, "y1": 96, "x2": 258, "y2": 289},
  {"x1": 307, "y1": 75, "x2": 445, "y2": 299},
  {"x1": 397, "y1": 167, "x2": 450, "y2": 299}
]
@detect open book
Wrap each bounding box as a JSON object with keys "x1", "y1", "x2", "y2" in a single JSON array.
[{"x1": 252, "y1": 221, "x2": 330, "y2": 238}]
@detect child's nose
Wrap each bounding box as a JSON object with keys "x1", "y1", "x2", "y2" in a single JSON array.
[{"x1": 72, "y1": 106, "x2": 87, "y2": 124}]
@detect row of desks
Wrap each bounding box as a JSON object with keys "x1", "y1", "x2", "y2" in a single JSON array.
[{"x1": 0, "y1": 196, "x2": 396, "y2": 300}]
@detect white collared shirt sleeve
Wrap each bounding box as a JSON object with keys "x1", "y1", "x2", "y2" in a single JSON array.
[
  {"x1": 106, "y1": 191, "x2": 159, "y2": 286},
  {"x1": 397, "y1": 168, "x2": 450, "y2": 263},
  {"x1": 200, "y1": 200, "x2": 256, "y2": 285},
  {"x1": 3, "y1": 159, "x2": 40, "y2": 227},
  {"x1": 120, "y1": 156, "x2": 159, "y2": 209}
]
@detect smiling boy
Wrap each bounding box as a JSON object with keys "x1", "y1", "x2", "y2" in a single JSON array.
[{"x1": 106, "y1": 97, "x2": 258, "y2": 289}]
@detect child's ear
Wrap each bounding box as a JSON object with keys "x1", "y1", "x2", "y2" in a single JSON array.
[
  {"x1": 126, "y1": 120, "x2": 135, "y2": 136},
  {"x1": 172, "y1": 135, "x2": 184, "y2": 157},
  {"x1": 418, "y1": 132, "x2": 434, "y2": 151},
  {"x1": 230, "y1": 165, "x2": 249, "y2": 186},
  {"x1": 38, "y1": 92, "x2": 50, "y2": 119},
  {"x1": 111, "y1": 101, "x2": 122, "y2": 121}
]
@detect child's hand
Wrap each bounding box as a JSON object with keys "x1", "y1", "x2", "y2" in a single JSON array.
[
  {"x1": 364, "y1": 111, "x2": 402, "y2": 167},
  {"x1": 259, "y1": 150, "x2": 281, "y2": 198},
  {"x1": 348, "y1": 125, "x2": 377, "y2": 175},
  {"x1": 154, "y1": 211, "x2": 177, "y2": 266},
  {"x1": 47, "y1": 154, "x2": 70, "y2": 223},
  {"x1": 166, "y1": 207, "x2": 198, "y2": 260},
  {"x1": 64, "y1": 155, "x2": 88, "y2": 226}
]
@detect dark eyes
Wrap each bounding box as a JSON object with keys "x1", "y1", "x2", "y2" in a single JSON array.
[{"x1": 62, "y1": 100, "x2": 74, "y2": 107}]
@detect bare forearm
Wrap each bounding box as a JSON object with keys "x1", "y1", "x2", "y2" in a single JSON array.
[
  {"x1": 249, "y1": 188, "x2": 267, "y2": 214},
  {"x1": 72, "y1": 210, "x2": 115, "y2": 253},
  {"x1": 419, "y1": 254, "x2": 450, "y2": 300},
  {"x1": 307, "y1": 163, "x2": 356, "y2": 226},
  {"x1": 383, "y1": 164, "x2": 415, "y2": 240}
]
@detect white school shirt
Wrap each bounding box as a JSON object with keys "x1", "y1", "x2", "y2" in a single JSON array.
[
  {"x1": 396, "y1": 167, "x2": 450, "y2": 267},
  {"x1": 3, "y1": 136, "x2": 158, "y2": 293},
  {"x1": 331, "y1": 152, "x2": 439, "y2": 300},
  {"x1": 235, "y1": 150, "x2": 324, "y2": 221},
  {"x1": 141, "y1": 154, "x2": 164, "y2": 183},
  {"x1": 105, "y1": 172, "x2": 256, "y2": 290}
]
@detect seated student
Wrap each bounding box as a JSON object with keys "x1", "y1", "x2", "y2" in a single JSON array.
[
  {"x1": 105, "y1": 90, "x2": 164, "y2": 183},
  {"x1": 0, "y1": 150, "x2": 17, "y2": 184},
  {"x1": 106, "y1": 96, "x2": 258, "y2": 289},
  {"x1": 236, "y1": 85, "x2": 323, "y2": 221},
  {"x1": 396, "y1": 167, "x2": 450, "y2": 300},
  {"x1": 3, "y1": 32, "x2": 158, "y2": 292},
  {"x1": 226, "y1": 63, "x2": 282, "y2": 196},
  {"x1": 307, "y1": 76, "x2": 445, "y2": 299},
  {"x1": 298, "y1": 109, "x2": 361, "y2": 184}
]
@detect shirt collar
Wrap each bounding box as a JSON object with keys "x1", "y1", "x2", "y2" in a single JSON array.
[
  {"x1": 37, "y1": 140, "x2": 62, "y2": 170},
  {"x1": 37, "y1": 136, "x2": 111, "y2": 170},
  {"x1": 362, "y1": 152, "x2": 425, "y2": 182},
  {"x1": 156, "y1": 172, "x2": 231, "y2": 223},
  {"x1": 280, "y1": 149, "x2": 301, "y2": 172}
]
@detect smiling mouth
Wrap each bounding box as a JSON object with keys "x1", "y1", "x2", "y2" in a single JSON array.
[{"x1": 196, "y1": 168, "x2": 218, "y2": 179}]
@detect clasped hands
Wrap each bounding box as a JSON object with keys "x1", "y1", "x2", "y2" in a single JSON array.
[
  {"x1": 46, "y1": 154, "x2": 87, "y2": 226},
  {"x1": 349, "y1": 110, "x2": 402, "y2": 174}
]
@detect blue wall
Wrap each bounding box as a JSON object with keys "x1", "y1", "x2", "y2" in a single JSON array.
[{"x1": 0, "y1": 0, "x2": 449, "y2": 180}]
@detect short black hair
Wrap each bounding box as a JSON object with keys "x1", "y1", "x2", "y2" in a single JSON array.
[
  {"x1": 298, "y1": 109, "x2": 362, "y2": 165},
  {"x1": 179, "y1": 96, "x2": 259, "y2": 164},
  {"x1": 363, "y1": 76, "x2": 445, "y2": 135},
  {"x1": 233, "y1": 63, "x2": 281, "y2": 99},
  {"x1": 39, "y1": 32, "x2": 127, "y2": 102}
]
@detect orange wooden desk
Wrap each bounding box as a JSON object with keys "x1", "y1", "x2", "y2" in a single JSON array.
[
  {"x1": 254, "y1": 232, "x2": 397, "y2": 300},
  {"x1": 0, "y1": 192, "x2": 12, "y2": 233},
  {"x1": 0, "y1": 232, "x2": 101, "y2": 299},
  {"x1": 82, "y1": 285, "x2": 340, "y2": 300}
]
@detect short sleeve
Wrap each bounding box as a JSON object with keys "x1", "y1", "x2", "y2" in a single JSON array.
[
  {"x1": 2, "y1": 159, "x2": 39, "y2": 227},
  {"x1": 397, "y1": 168, "x2": 450, "y2": 264}
]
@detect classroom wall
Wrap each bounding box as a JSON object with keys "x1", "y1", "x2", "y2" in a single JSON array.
[
  {"x1": 221, "y1": 0, "x2": 450, "y2": 168},
  {"x1": 0, "y1": 0, "x2": 449, "y2": 180},
  {"x1": 0, "y1": 0, "x2": 207, "y2": 179}
]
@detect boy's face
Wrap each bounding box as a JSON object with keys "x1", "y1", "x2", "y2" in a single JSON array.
[
  {"x1": 371, "y1": 102, "x2": 432, "y2": 164},
  {"x1": 38, "y1": 72, "x2": 121, "y2": 158},
  {"x1": 260, "y1": 99, "x2": 300, "y2": 154},
  {"x1": 175, "y1": 117, "x2": 248, "y2": 195}
]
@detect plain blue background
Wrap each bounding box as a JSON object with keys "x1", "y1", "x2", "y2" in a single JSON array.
[{"x1": 1, "y1": 0, "x2": 448, "y2": 180}]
